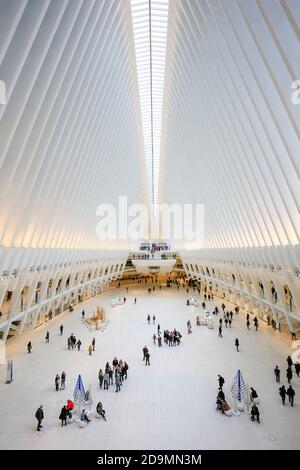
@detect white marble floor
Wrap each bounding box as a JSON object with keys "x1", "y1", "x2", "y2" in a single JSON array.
[{"x1": 0, "y1": 285, "x2": 300, "y2": 450}]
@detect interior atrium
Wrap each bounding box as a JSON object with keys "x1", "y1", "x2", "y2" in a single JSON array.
[{"x1": 0, "y1": 0, "x2": 299, "y2": 452}]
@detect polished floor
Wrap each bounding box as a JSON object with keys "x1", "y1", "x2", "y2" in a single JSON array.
[{"x1": 0, "y1": 285, "x2": 299, "y2": 450}]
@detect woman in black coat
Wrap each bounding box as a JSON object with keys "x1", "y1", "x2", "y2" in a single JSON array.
[{"x1": 59, "y1": 406, "x2": 68, "y2": 426}]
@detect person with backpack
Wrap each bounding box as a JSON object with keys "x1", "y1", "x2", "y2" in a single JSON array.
[{"x1": 35, "y1": 405, "x2": 44, "y2": 431}]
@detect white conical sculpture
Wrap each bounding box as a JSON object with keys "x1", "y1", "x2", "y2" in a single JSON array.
[{"x1": 231, "y1": 369, "x2": 248, "y2": 416}]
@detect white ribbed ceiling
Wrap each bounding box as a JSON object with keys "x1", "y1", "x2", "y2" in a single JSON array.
[
  {"x1": 159, "y1": 0, "x2": 300, "y2": 250},
  {"x1": 0, "y1": 0, "x2": 299, "y2": 262},
  {"x1": 0, "y1": 0, "x2": 147, "y2": 253}
]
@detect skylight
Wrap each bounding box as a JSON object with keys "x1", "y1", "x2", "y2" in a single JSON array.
[{"x1": 131, "y1": 0, "x2": 169, "y2": 219}]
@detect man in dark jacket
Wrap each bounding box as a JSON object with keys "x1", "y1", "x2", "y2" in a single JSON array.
[
  {"x1": 35, "y1": 405, "x2": 44, "y2": 431},
  {"x1": 287, "y1": 367, "x2": 293, "y2": 384},
  {"x1": 279, "y1": 385, "x2": 287, "y2": 405},
  {"x1": 218, "y1": 375, "x2": 225, "y2": 390},
  {"x1": 287, "y1": 385, "x2": 295, "y2": 407},
  {"x1": 274, "y1": 365, "x2": 280, "y2": 383}
]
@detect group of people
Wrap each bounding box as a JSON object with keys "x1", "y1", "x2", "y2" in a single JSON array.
[
  {"x1": 276, "y1": 356, "x2": 298, "y2": 407},
  {"x1": 55, "y1": 371, "x2": 66, "y2": 391},
  {"x1": 162, "y1": 328, "x2": 182, "y2": 346},
  {"x1": 98, "y1": 357, "x2": 129, "y2": 392}
]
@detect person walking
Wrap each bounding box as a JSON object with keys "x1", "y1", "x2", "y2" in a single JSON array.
[
  {"x1": 35, "y1": 405, "x2": 44, "y2": 431},
  {"x1": 251, "y1": 404, "x2": 260, "y2": 423},
  {"x1": 59, "y1": 405, "x2": 68, "y2": 426},
  {"x1": 108, "y1": 367, "x2": 113, "y2": 386},
  {"x1": 81, "y1": 310, "x2": 85, "y2": 321},
  {"x1": 218, "y1": 326, "x2": 222, "y2": 338},
  {"x1": 88, "y1": 345, "x2": 93, "y2": 356},
  {"x1": 218, "y1": 375, "x2": 225, "y2": 390},
  {"x1": 60, "y1": 324, "x2": 63, "y2": 335},
  {"x1": 158, "y1": 335, "x2": 162, "y2": 347},
  {"x1": 287, "y1": 385, "x2": 295, "y2": 407},
  {"x1": 153, "y1": 333, "x2": 156, "y2": 344},
  {"x1": 287, "y1": 355, "x2": 293, "y2": 368},
  {"x1": 98, "y1": 369, "x2": 104, "y2": 388},
  {"x1": 235, "y1": 338, "x2": 240, "y2": 352},
  {"x1": 228, "y1": 319, "x2": 232, "y2": 328},
  {"x1": 27, "y1": 341, "x2": 32, "y2": 353},
  {"x1": 279, "y1": 385, "x2": 287, "y2": 405},
  {"x1": 295, "y1": 362, "x2": 300, "y2": 378},
  {"x1": 76, "y1": 339, "x2": 81, "y2": 351},
  {"x1": 287, "y1": 366, "x2": 293, "y2": 384},
  {"x1": 145, "y1": 351, "x2": 150, "y2": 365},
  {"x1": 134, "y1": 298, "x2": 137, "y2": 304},
  {"x1": 157, "y1": 323, "x2": 161, "y2": 334},
  {"x1": 152, "y1": 315, "x2": 155, "y2": 324},
  {"x1": 274, "y1": 365, "x2": 280, "y2": 383},
  {"x1": 147, "y1": 315, "x2": 150, "y2": 324},
  {"x1": 45, "y1": 331, "x2": 49, "y2": 343},
  {"x1": 55, "y1": 374, "x2": 60, "y2": 391},
  {"x1": 246, "y1": 319, "x2": 250, "y2": 330},
  {"x1": 92, "y1": 337, "x2": 96, "y2": 351},
  {"x1": 61, "y1": 371, "x2": 66, "y2": 390}
]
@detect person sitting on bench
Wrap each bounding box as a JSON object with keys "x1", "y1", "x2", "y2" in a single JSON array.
[
  {"x1": 80, "y1": 409, "x2": 91, "y2": 423},
  {"x1": 96, "y1": 402, "x2": 107, "y2": 421}
]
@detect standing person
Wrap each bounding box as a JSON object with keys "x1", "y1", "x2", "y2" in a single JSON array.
[
  {"x1": 123, "y1": 361, "x2": 129, "y2": 380},
  {"x1": 82, "y1": 310, "x2": 85, "y2": 321},
  {"x1": 35, "y1": 405, "x2": 44, "y2": 431},
  {"x1": 55, "y1": 374, "x2": 60, "y2": 391},
  {"x1": 235, "y1": 338, "x2": 240, "y2": 352},
  {"x1": 60, "y1": 324, "x2": 63, "y2": 335},
  {"x1": 134, "y1": 298, "x2": 137, "y2": 304},
  {"x1": 59, "y1": 405, "x2": 68, "y2": 426},
  {"x1": 295, "y1": 362, "x2": 300, "y2": 378},
  {"x1": 143, "y1": 346, "x2": 148, "y2": 361},
  {"x1": 254, "y1": 317, "x2": 259, "y2": 331},
  {"x1": 98, "y1": 369, "x2": 104, "y2": 388},
  {"x1": 246, "y1": 319, "x2": 250, "y2": 330},
  {"x1": 115, "y1": 374, "x2": 121, "y2": 393},
  {"x1": 152, "y1": 315, "x2": 155, "y2": 325},
  {"x1": 88, "y1": 345, "x2": 93, "y2": 356},
  {"x1": 27, "y1": 341, "x2": 32, "y2": 353},
  {"x1": 279, "y1": 385, "x2": 287, "y2": 405},
  {"x1": 147, "y1": 315, "x2": 150, "y2": 324},
  {"x1": 103, "y1": 371, "x2": 109, "y2": 390},
  {"x1": 145, "y1": 351, "x2": 150, "y2": 366},
  {"x1": 218, "y1": 326, "x2": 223, "y2": 338},
  {"x1": 45, "y1": 331, "x2": 49, "y2": 343},
  {"x1": 153, "y1": 333, "x2": 156, "y2": 344},
  {"x1": 108, "y1": 367, "x2": 113, "y2": 386},
  {"x1": 76, "y1": 339, "x2": 81, "y2": 351},
  {"x1": 287, "y1": 367, "x2": 293, "y2": 384},
  {"x1": 157, "y1": 324, "x2": 161, "y2": 334},
  {"x1": 218, "y1": 375, "x2": 225, "y2": 390},
  {"x1": 225, "y1": 318, "x2": 228, "y2": 328},
  {"x1": 287, "y1": 356, "x2": 293, "y2": 368},
  {"x1": 228, "y1": 319, "x2": 232, "y2": 328},
  {"x1": 61, "y1": 371, "x2": 66, "y2": 390},
  {"x1": 158, "y1": 335, "x2": 162, "y2": 347},
  {"x1": 92, "y1": 337, "x2": 96, "y2": 351},
  {"x1": 287, "y1": 385, "x2": 295, "y2": 407},
  {"x1": 274, "y1": 365, "x2": 281, "y2": 383},
  {"x1": 246, "y1": 313, "x2": 250, "y2": 322}
]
